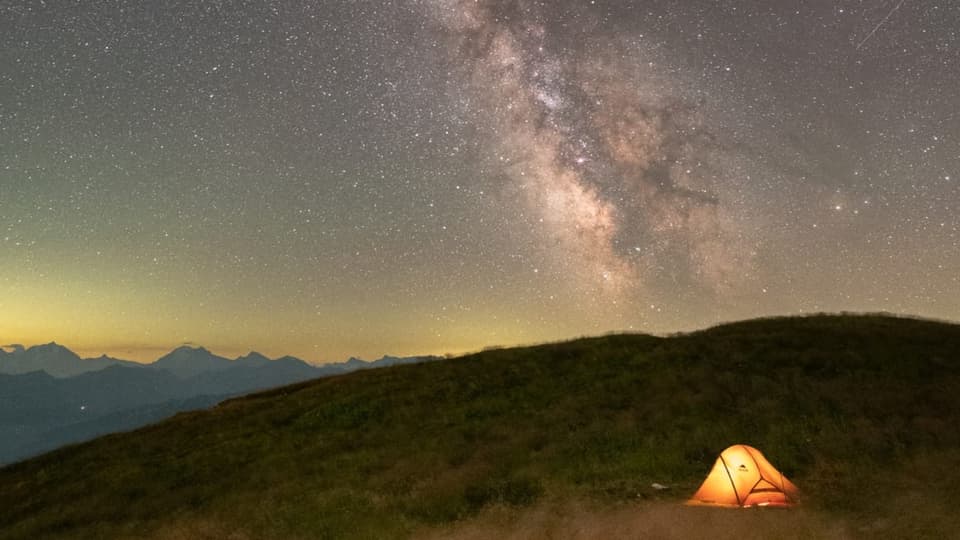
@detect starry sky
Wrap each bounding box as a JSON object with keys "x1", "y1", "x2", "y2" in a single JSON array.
[{"x1": 1, "y1": 0, "x2": 957, "y2": 363}]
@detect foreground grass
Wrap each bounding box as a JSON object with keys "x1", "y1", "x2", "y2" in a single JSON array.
[{"x1": 1, "y1": 314, "x2": 959, "y2": 539}]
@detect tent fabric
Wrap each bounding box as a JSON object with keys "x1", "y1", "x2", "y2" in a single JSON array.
[{"x1": 687, "y1": 444, "x2": 799, "y2": 508}]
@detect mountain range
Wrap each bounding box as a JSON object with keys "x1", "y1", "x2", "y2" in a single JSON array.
[
  {"x1": 0, "y1": 343, "x2": 140, "y2": 377},
  {"x1": 0, "y1": 343, "x2": 437, "y2": 464}
]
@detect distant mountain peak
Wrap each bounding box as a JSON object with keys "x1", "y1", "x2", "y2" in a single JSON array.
[
  {"x1": 236, "y1": 352, "x2": 272, "y2": 367},
  {"x1": 275, "y1": 355, "x2": 311, "y2": 365},
  {"x1": 28, "y1": 342, "x2": 79, "y2": 356},
  {"x1": 0, "y1": 342, "x2": 91, "y2": 377},
  {"x1": 238, "y1": 351, "x2": 270, "y2": 361},
  {"x1": 172, "y1": 344, "x2": 209, "y2": 353},
  {"x1": 152, "y1": 345, "x2": 233, "y2": 378}
]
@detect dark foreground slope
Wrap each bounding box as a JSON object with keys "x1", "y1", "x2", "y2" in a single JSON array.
[{"x1": 1, "y1": 314, "x2": 959, "y2": 539}]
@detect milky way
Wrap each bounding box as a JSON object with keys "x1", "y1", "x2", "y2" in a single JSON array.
[
  {"x1": 425, "y1": 0, "x2": 764, "y2": 315},
  {"x1": 1, "y1": 0, "x2": 957, "y2": 361}
]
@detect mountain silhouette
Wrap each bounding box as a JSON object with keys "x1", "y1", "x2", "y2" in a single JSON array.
[
  {"x1": 234, "y1": 351, "x2": 272, "y2": 367},
  {"x1": 0, "y1": 344, "x2": 438, "y2": 464},
  {"x1": 149, "y1": 346, "x2": 235, "y2": 378},
  {"x1": 0, "y1": 342, "x2": 141, "y2": 377}
]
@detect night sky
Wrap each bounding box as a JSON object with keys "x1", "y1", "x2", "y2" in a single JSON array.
[{"x1": 1, "y1": 1, "x2": 957, "y2": 363}]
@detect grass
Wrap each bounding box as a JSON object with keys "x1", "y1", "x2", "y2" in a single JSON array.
[{"x1": 1, "y1": 313, "x2": 959, "y2": 539}]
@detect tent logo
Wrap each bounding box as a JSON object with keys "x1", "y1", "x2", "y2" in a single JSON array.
[{"x1": 737, "y1": 464, "x2": 749, "y2": 472}]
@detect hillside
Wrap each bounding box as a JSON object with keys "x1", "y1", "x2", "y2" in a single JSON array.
[{"x1": 1, "y1": 314, "x2": 959, "y2": 539}]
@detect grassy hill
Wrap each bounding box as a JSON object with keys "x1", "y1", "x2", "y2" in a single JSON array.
[{"x1": 2, "y1": 314, "x2": 959, "y2": 539}]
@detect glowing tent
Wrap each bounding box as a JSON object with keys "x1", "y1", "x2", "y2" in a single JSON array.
[{"x1": 687, "y1": 444, "x2": 799, "y2": 508}]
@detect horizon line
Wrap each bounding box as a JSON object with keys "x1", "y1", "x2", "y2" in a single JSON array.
[{"x1": 2, "y1": 310, "x2": 954, "y2": 366}]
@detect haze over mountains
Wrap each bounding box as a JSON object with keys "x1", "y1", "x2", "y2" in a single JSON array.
[{"x1": 0, "y1": 343, "x2": 436, "y2": 464}]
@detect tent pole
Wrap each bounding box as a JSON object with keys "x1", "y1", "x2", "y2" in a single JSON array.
[{"x1": 719, "y1": 454, "x2": 741, "y2": 506}]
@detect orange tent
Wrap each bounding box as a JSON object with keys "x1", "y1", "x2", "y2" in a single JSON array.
[{"x1": 687, "y1": 444, "x2": 799, "y2": 508}]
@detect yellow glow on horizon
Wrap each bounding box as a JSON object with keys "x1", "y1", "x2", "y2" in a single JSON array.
[{"x1": 0, "y1": 282, "x2": 594, "y2": 364}]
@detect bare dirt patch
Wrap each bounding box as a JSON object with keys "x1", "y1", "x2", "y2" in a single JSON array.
[{"x1": 418, "y1": 500, "x2": 853, "y2": 540}]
